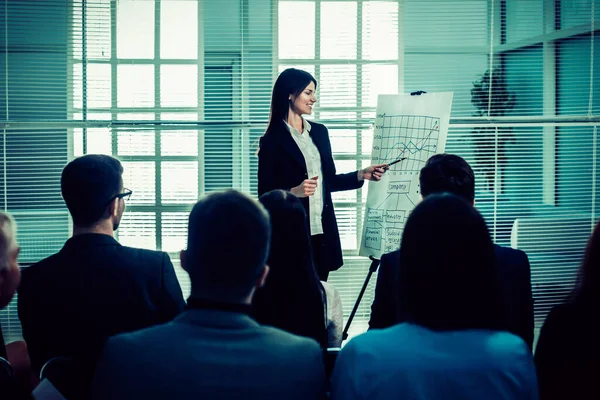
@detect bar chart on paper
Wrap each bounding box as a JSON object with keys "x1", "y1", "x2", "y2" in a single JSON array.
[{"x1": 359, "y1": 93, "x2": 453, "y2": 258}]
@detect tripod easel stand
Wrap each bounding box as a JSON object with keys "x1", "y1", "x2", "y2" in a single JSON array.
[{"x1": 342, "y1": 255, "x2": 380, "y2": 341}]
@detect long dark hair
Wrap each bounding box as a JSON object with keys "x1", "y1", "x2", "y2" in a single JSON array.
[
  {"x1": 265, "y1": 68, "x2": 317, "y2": 135},
  {"x1": 571, "y1": 219, "x2": 600, "y2": 305},
  {"x1": 398, "y1": 193, "x2": 506, "y2": 331},
  {"x1": 254, "y1": 189, "x2": 327, "y2": 347}
]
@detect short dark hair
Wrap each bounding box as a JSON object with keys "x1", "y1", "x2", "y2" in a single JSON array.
[
  {"x1": 61, "y1": 155, "x2": 124, "y2": 226},
  {"x1": 398, "y1": 193, "x2": 506, "y2": 331},
  {"x1": 185, "y1": 190, "x2": 271, "y2": 301},
  {"x1": 419, "y1": 154, "x2": 475, "y2": 203}
]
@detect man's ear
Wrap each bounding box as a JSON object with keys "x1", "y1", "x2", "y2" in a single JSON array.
[
  {"x1": 108, "y1": 197, "x2": 119, "y2": 217},
  {"x1": 180, "y1": 250, "x2": 187, "y2": 272},
  {"x1": 256, "y1": 265, "x2": 269, "y2": 288}
]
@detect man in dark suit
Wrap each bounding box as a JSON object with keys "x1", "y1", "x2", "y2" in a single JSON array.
[
  {"x1": 92, "y1": 190, "x2": 326, "y2": 400},
  {"x1": 369, "y1": 154, "x2": 534, "y2": 349},
  {"x1": 17, "y1": 155, "x2": 185, "y2": 387}
]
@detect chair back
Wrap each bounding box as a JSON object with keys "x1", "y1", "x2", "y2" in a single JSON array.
[
  {"x1": 0, "y1": 356, "x2": 13, "y2": 380},
  {"x1": 40, "y1": 356, "x2": 90, "y2": 400}
]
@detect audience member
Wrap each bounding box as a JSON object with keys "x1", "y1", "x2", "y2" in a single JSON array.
[
  {"x1": 535, "y1": 219, "x2": 600, "y2": 399},
  {"x1": 17, "y1": 155, "x2": 185, "y2": 397},
  {"x1": 332, "y1": 193, "x2": 538, "y2": 400},
  {"x1": 369, "y1": 153, "x2": 534, "y2": 349},
  {"x1": 256, "y1": 189, "x2": 342, "y2": 348},
  {"x1": 0, "y1": 212, "x2": 26, "y2": 400},
  {"x1": 0, "y1": 212, "x2": 20, "y2": 359},
  {"x1": 92, "y1": 190, "x2": 325, "y2": 400}
]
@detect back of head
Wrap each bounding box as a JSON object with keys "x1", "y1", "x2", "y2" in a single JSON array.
[
  {"x1": 258, "y1": 190, "x2": 316, "y2": 276},
  {"x1": 399, "y1": 193, "x2": 504, "y2": 331},
  {"x1": 419, "y1": 154, "x2": 475, "y2": 203},
  {"x1": 0, "y1": 212, "x2": 19, "y2": 309},
  {"x1": 185, "y1": 190, "x2": 271, "y2": 302},
  {"x1": 256, "y1": 190, "x2": 325, "y2": 345},
  {"x1": 266, "y1": 68, "x2": 317, "y2": 134},
  {"x1": 61, "y1": 155, "x2": 123, "y2": 226}
]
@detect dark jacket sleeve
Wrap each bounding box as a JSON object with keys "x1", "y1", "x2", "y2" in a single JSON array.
[
  {"x1": 258, "y1": 136, "x2": 289, "y2": 196},
  {"x1": 369, "y1": 253, "x2": 397, "y2": 330},
  {"x1": 518, "y1": 251, "x2": 534, "y2": 350},
  {"x1": 319, "y1": 126, "x2": 364, "y2": 193},
  {"x1": 17, "y1": 273, "x2": 45, "y2": 373},
  {"x1": 158, "y1": 253, "x2": 186, "y2": 322}
]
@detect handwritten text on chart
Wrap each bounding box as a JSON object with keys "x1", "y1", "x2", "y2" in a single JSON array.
[
  {"x1": 367, "y1": 209, "x2": 384, "y2": 224},
  {"x1": 388, "y1": 181, "x2": 411, "y2": 194},
  {"x1": 385, "y1": 210, "x2": 405, "y2": 223},
  {"x1": 365, "y1": 228, "x2": 382, "y2": 250}
]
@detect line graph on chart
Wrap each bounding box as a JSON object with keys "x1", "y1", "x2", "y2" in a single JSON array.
[
  {"x1": 375, "y1": 114, "x2": 441, "y2": 173},
  {"x1": 359, "y1": 93, "x2": 453, "y2": 258}
]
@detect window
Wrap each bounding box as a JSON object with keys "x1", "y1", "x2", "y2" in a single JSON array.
[
  {"x1": 0, "y1": 0, "x2": 598, "y2": 347},
  {"x1": 277, "y1": 0, "x2": 401, "y2": 337}
]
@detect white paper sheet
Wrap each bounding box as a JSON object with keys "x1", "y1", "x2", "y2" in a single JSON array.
[{"x1": 359, "y1": 92, "x2": 453, "y2": 258}]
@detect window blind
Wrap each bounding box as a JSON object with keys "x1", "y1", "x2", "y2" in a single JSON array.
[{"x1": 0, "y1": 0, "x2": 598, "y2": 345}]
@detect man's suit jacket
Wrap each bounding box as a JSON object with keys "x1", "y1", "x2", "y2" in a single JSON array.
[
  {"x1": 18, "y1": 233, "x2": 186, "y2": 374},
  {"x1": 92, "y1": 308, "x2": 326, "y2": 400},
  {"x1": 258, "y1": 121, "x2": 363, "y2": 272},
  {"x1": 369, "y1": 244, "x2": 534, "y2": 349}
]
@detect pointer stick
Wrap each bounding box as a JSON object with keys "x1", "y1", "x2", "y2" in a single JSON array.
[{"x1": 386, "y1": 157, "x2": 407, "y2": 168}]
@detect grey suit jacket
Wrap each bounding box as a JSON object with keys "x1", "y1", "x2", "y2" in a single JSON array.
[{"x1": 92, "y1": 308, "x2": 326, "y2": 400}]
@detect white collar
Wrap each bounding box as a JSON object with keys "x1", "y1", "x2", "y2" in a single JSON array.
[{"x1": 283, "y1": 118, "x2": 311, "y2": 137}]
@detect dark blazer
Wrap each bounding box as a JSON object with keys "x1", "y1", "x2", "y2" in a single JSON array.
[
  {"x1": 535, "y1": 301, "x2": 599, "y2": 400},
  {"x1": 17, "y1": 233, "x2": 186, "y2": 375},
  {"x1": 369, "y1": 244, "x2": 534, "y2": 349},
  {"x1": 258, "y1": 121, "x2": 364, "y2": 272},
  {"x1": 91, "y1": 308, "x2": 326, "y2": 400}
]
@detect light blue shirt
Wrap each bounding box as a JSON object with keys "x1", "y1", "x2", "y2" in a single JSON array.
[{"x1": 331, "y1": 323, "x2": 538, "y2": 400}]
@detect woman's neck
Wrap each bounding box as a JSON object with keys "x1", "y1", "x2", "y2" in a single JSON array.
[{"x1": 286, "y1": 111, "x2": 304, "y2": 133}]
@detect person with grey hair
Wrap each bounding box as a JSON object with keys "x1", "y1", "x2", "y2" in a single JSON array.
[
  {"x1": 92, "y1": 190, "x2": 326, "y2": 400},
  {"x1": 0, "y1": 212, "x2": 20, "y2": 310},
  {"x1": 0, "y1": 212, "x2": 20, "y2": 360}
]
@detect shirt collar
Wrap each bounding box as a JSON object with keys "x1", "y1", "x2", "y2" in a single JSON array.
[
  {"x1": 186, "y1": 297, "x2": 252, "y2": 315},
  {"x1": 283, "y1": 118, "x2": 311, "y2": 137}
]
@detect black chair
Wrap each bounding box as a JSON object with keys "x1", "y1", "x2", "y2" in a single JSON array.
[
  {"x1": 0, "y1": 356, "x2": 14, "y2": 382},
  {"x1": 40, "y1": 356, "x2": 90, "y2": 400},
  {"x1": 0, "y1": 357, "x2": 21, "y2": 399}
]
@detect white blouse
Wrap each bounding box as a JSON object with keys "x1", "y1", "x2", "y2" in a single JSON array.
[{"x1": 284, "y1": 119, "x2": 325, "y2": 236}]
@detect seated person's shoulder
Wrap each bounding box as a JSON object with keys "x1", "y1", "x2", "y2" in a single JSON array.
[
  {"x1": 485, "y1": 330, "x2": 532, "y2": 363},
  {"x1": 495, "y1": 244, "x2": 528, "y2": 263},
  {"x1": 381, "y1": 249, "x2": 400, "y2": 264},
  {"x1": 100, "y1": 321, "x2": 176, "y2": 359},
  {"x1": 115, "y1": 245, "x2": 170, "y2": 270},
  {"x1": 258, "y1": 325, "x2": 322, "y2": 355},
  {"x1": 18, "y1": 253, "x2": 61, "y2": 291}
]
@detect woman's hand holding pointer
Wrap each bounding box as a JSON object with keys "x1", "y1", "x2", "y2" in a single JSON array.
[{"x1": 358, "y1": 164, "x2": 389, "y2": 182}]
